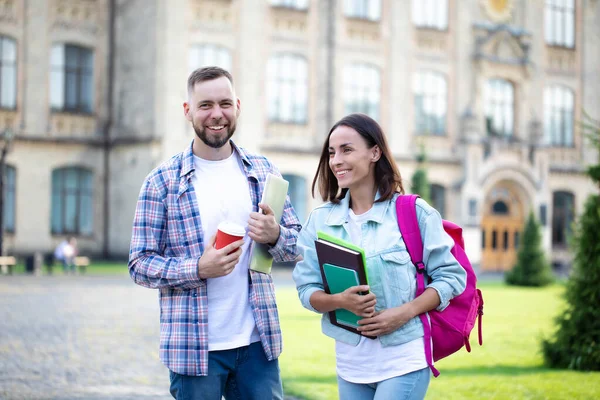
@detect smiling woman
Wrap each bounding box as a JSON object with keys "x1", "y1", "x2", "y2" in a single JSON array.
[{"x1": 293, "y1": 113, "x2": 468, "y2": 400}]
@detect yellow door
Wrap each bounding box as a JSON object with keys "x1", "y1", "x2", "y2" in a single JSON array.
[{"x1": 481, "y1": 187, "x2": 525, "y2": 271}]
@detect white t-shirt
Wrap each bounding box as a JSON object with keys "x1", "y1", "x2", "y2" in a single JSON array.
[
  {"x1": 192, "y1": 151, "x2": 260, "y2": 351},
  {"x1": 335, "y1": 207, "x2": 427, "y2": 383}
]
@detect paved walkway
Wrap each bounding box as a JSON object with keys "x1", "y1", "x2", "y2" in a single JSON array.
[{"x1": 0, "y1": 268, "x2": 298, "y2": 400}]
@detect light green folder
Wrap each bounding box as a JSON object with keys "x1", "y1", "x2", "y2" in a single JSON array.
[{"x1": 249, "y1": 174, "x2": 289, "y2": 274}]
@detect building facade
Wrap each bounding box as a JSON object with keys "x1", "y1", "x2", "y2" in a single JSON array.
[{"x1": 1, "y1": 0, "x2": 599, "y2": 270}]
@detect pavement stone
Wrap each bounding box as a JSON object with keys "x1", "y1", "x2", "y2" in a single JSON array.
[{"x1": 0, "y1": 268, "x2": 299, "y2": 400}]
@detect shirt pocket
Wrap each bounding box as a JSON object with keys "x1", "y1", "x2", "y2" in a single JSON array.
[{"x1": 379, "y1": 249, "x2": 415, "y2": 301}]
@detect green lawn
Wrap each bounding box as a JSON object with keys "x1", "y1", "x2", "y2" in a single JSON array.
[
  {"x1": 277, "y1": 283, "x2": 600, "y2": 400},
  {"x1": 6, "y1": 261, "x2": 129, "y2": 275}
]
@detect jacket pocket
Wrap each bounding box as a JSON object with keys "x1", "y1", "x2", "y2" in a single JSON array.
[{"x1": 380, "y1": 250, "x2": 415, "y2": 304}]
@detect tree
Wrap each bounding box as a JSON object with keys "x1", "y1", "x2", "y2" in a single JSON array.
[
  {"x1": 505, "y1": 212, "x2": 553, "y2": 287},
  {"x1": 542, "y1": 111, "x2": 600, "y2": 371},
  {"x1": 410, "y1": 145, "x2": 431, "y2": 203}
]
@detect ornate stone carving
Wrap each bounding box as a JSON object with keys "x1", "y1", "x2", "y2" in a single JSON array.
[
  {"x1": 0, "y1": 109, "x2": 18, "y2": 131},
  {"x1": 52, "y1": 0, "x2": 100, "y2": 35},
  {"x1": 271, "y1": 7, "x2": 308, "y2": 34},
  {"x1": 345, "y1": 19, "x2": 380, "y2": 42},
  {"x1": 415, "y1": 29, "x2": 448, "y2": 54},
  {"x1": 0, "y1": 0, "x2": 17, "y2": 23},
  {"x1": 546, "y1": 47, "x2": 576, "y2": 74},
  {"x1": 190, "y1": 0, "x2": 233, "y2": 30},
  {"x1": 480, "y1": 0, "x2": 515, "y2": 24},
  {"x1": 49, "y1": 113, "x2": 96, "y2": 137},
  {"x1": 473, "y1": 22, "x2": 531, "y2": 70}
]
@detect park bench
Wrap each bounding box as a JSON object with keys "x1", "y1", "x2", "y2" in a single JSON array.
[
  {"x1": 74, "y1": 256, "x2": 90, "y2": 274},
  {"x1": 0, "y1": 255, "x2": 17, "y2": 275}
]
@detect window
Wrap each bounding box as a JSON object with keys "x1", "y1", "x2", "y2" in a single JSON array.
[
  {"x1": 411, "y1": 0, "x2": 448, "y2": 30},
  {"x1": 414, "y1": 71, "x2": 447, "y2": 135},
  {"x1": 3, "y1": 165, "x2": 15, "y2": 233},
  {"x1": 485, "y1": 78, "x2": 514, "y2": 138},
  {"x1": 267, "y1": 53, "x2": 308, "y2": 124},
  {"x1": 544, "y1": 85, "x2": 574, "y2": 146},
  {"x1": 270, "y1": 0, "x2": 309, "y2": 10},
  {"x1": 545, "y1": 0, "x2": 575, "y2": 48},
  {"x1": 344, "y1": 64, "x2": 380, "y2": 120},
  {"x1": 344, "y1": 0, "x2": 381, "y2": 21},
  {"x1": 552, "y1": 191, "x2": 574, "y2": 247},
  {"x1": 51, "y1": 167, "x2": 93, "y2": 235},
  {"x1": 469, "y1": 199, "x2": 477, "y2": 217},
  {"x1": 430, "y1": 184, "x2": 446, "y2": 218},
  {"x1": 188, "y1": 44, "x2": 232, "y2": 73},
  {"x1": 50, "y1": 44, "x2": 94, "y2": 113},
  {"x1": 492, "y1": 200, "x2": 509, "y2": 214},
  {"x1": 0, "y1": 36, "x2": 16, "y2": 109},
  {"x1": 282, "y1": 173, "x2": 307, "y2": 224}
]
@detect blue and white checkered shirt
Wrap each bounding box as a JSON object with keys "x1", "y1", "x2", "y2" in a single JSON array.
[{"x1": 128, "y1": 140, "x2": 301, "y2": 376}]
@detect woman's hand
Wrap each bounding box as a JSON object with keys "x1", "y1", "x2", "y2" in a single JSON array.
[
  {"x1": 357, "y1": 303, "x2": 416, "y2": 337},
  {"x1": 338, "y1": 285, "x2": 377, "y2": 318}
]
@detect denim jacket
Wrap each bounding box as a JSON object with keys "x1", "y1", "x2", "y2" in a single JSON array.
[{"x1": 293, "y1": 191, "x2": 466, "y2": 347}]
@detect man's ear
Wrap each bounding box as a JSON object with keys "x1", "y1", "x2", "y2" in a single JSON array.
[
  {"x1": 236, "y1": 98, "x2": 241, "y2": 117},
  {"x1": 371, "y1": 145, "x2": 381, "y2": 162},
  {"x1": 183, "y1": 101, "x2": 192, "y2": 121}
]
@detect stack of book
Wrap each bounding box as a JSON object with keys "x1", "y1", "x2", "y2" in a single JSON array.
[{"x1": 315, "y1": 231, "x2": 374, "y2": 339}]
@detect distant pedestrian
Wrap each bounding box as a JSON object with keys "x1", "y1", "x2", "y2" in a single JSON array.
[{"x1": 54, "y1": 237, "x2": 77, "y2": 274}]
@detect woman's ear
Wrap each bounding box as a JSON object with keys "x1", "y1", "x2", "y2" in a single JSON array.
[{"x1": 371, "y1": 145, "x2": 382, "y2": 162}]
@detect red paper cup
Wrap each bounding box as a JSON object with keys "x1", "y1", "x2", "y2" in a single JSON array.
[{"x1": 215, "y1": 222, "x2": 246, "y2": 250}]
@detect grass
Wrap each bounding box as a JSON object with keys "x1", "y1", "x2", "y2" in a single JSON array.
[
  {"x1": 4, "y1": 261, "x2": 129, "y2": 275},
  {"x1": 277, "y1": 282, "x2": 600, "y2": 400}
]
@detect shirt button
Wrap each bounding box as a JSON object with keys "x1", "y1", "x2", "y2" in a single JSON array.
[{"x1": 192, "y1": 292, "x2": 197, "y2": 297}]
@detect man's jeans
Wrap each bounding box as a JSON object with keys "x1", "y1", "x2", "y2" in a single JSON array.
[
  {"x1": 169, "y1": 341, "x2": 283, "y2": 400},
  {"x1": 337, "y1": 367, "x2": 431, "y2": 400}
]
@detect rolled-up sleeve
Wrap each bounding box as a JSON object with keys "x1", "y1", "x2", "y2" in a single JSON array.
[{"x1": 418, "y1": 202, "x2": 466, "y2": 311}]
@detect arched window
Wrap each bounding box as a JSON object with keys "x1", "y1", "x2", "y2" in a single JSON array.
[
  {"x1": 188, "y1": 44, "x2": 232, "y2": 73},
  {"x1": 552, "y1": 191, "x2": 574, "y2": 247},
  {"x1": 282, "y1": 173, "x2": 307, "y2": 224},
  {"x1": 544, "y1": 85, "x2": 574, "y2": 146},
  {"x1": 545, "y1": 0, "x2": 575, "y2": 48},
  {"x1": 267, "y1": 54, "x2": 308, "y2": 124},
  {"x1": 411, "y1": 0, "x2": 448, "y2": 30},
  {"x1": 0, "y1": 36, "x2": 16, "y2": 109},
  {"x1": 50, "y1": 44, "x2": 94, "y2": 113},
  {"x1": 485, "y1": 79, "x2": 514, "y2": 138},
  {"x1": 492, "y1": 200, "x2": 509, "y2": 215},
  {"x1": 51, "y1": 167, "x2": 94, "y2": 235},
  {"x1": 430, "y1": 184, "x2": 446, "y2": 218},
  {"x1": 3, "y1": 164, "x2": 15, "y2": 233},
  {"x1": 344, "y1": 63, "x2": 380, "y2": 121},
  {"x1": 414, "y1": 71, "x2": 447, "y2": 135}
]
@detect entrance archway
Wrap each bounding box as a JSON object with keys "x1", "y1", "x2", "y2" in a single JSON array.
[{"x1": 481, "y1": 183, "x2": 526, "y2": 271}]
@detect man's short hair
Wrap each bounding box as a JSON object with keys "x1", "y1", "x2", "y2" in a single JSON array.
[{"x1": 187, "y1": 66, "x2": 234, "y2": 95}]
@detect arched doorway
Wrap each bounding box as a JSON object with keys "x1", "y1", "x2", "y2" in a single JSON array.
[{"x1": 481, "y1": 184, "x2": 526, "y2": 271}]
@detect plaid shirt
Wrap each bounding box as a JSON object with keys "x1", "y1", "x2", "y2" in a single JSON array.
[{"x1": 128, "y1": 141, "x2": 301, "y2": 376}]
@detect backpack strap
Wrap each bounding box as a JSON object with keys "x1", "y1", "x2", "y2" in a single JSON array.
[{"x1": 395, "y1": 194, "x2": 440, "y2": 377}]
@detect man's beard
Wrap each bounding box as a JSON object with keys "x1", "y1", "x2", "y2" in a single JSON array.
[{"x1": 192, "y1": 121, "x2": 236, "y2": 149}]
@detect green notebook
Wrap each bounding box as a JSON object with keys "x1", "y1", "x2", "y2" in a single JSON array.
[{"x1": 322, "y1": 263, "x2": 361, "y2": 328}]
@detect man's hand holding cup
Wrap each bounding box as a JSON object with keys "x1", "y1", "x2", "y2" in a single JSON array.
[{"x1": 197, "y1": 222, "x2": 245, "y2": 279}]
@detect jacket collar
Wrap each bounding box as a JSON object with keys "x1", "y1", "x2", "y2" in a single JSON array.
[{"x1": 325, "y1": 190, "x2": 393, "y2": 226}]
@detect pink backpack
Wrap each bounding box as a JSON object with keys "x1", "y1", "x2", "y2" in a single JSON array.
[{"x1": 396, "y1": 195, "x2": 484, "y2": 377}]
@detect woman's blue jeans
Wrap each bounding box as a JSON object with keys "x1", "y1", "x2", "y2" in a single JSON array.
[
  {"x1": 337, "y1": 367, "x2": 431, "y2": 400},
  {"x1": 169, "y1": 341, "x2": 283, "y2": 400}
]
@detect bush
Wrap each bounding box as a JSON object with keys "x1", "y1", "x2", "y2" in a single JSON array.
[
  {"x1": 410, "y1": 168, "x2": 431, "y2": 203},
  {"x1": 505, "y1": 212, "x2": 553, "y2": 287},
  {"x1": 541, "y1": 195, "x2": 600, "y2": 371}
]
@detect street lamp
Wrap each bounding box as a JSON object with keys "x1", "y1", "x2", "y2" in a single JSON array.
[{"x1": 0, "y1": 127, "x2": 15, "y2": 257}]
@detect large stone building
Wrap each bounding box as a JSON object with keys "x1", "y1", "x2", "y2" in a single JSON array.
[{"x1": 1, "y1": 0, "x2": 598, "y2": 271}]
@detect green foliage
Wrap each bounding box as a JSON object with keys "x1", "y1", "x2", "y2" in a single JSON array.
[
  {"x1": 542, "y1": 195, "x2": 600, "y2": 371},
  {"x1": 410, "y1": 168, "x2": 431, "y2": 203},
  {"x1": 505, "y1": 212, "x2": 553, "y2": 287}
]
